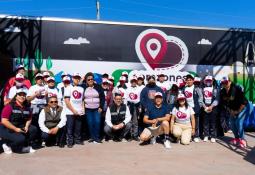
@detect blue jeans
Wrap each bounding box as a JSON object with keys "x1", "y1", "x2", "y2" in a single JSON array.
[
  {"x1": 86, "y1": 108, "x2": 101, "y2": 141},
  {"x1": 230, "y1": 104, "x2": 248, "y2": 139}
]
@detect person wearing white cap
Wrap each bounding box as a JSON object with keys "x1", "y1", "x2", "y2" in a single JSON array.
[
  {"x1": 2, "y1": 64, "x2": 31, "y2": 102},
  {"x1": 126, "y1": 76, "x2": 142, "y2": 141},
  {"x1": 121, "y1": 71, "x2": 129, "y2": 83},
  {"x1": 140, "y1": 92, "x2": 171, "y2": 149},
  {"x1": 0, "y1": 88, "x2": 37, "y2": 154},
  {"x1": 113, "y1": 76, "x2": 128, "y2": 104},
  {"x1": 156, "y1": 73, "x2": 170, "y2": 93},
  {"x1": 43, "y1": 71, "x2": 51, "y2": 85},
  {"x1": 45, "y1": 76, "x2": 62, "y2": 106},
  {"x1": 64, "y1": 72, "x2": 85, "y2": 147},
  {"x1": 220, "y1": 76, "x2": 249, "y2": 148},
  {"x1": 194, "y1": 77, "x2": 201, "y2": 87},
  {"x1": 56, "y1": 72, "x2": 68, "y2": 91},
  {"x1": 4, "y1": 73, "x2": 28, "y2": 105},
  {"x1": 27, "y1": 73, "x2": 48, "y2": 146},
  {"x1": 183, "y1": 74, "x2": 203, "y2": 143},
  {"x1": 201, "y1": 75, "x2": 219, "y2": 143},
  {"x1": 137, "y1": 74, "x2": 145, "y2": 89},
  {"x1": 170, "y1": 93, "x2": 195, "y2": 145}
]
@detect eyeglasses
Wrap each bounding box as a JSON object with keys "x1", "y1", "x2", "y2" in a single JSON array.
[
  {"x1": 49, "y1": 101, "x2": 58, "y2": 104},
  {"x1": 87, "y1": 79, "x2": 94, "y2": 81}
]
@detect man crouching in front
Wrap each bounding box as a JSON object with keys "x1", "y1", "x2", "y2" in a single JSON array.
[{"x1": 140, "y1": 92, "x2": 171, "y2": 149}]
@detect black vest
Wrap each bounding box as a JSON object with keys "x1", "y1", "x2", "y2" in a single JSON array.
[
  {"x1": 9, "y1": 103, "x2": 31, "y2": 128},
  {"x1": 110, "y1": 104, "x2": 126, "y2": 125},
  {"x1": 44, "y1": 106, "x2": 63, "y2": 129}
]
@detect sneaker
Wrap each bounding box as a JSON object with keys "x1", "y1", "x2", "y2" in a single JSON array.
[
  {"x1": 203, "y1": 137, "x2": 208, "y2": 142},
  {"x1": 164, "y1": 140, "x2": 171, "y2": 149},
  {"x1": 239, "y1": 139, "x2": 247, "y2": 148},
  {"x1": 121, "y1": 139, "x2": 128, "y2": 143},
  {"x1": 93, "y1": 141, "x2": 102, "y2": 144},
  {"x1": 230, "y1": 138, "x2": 239, "y2": 145},
  {"x1": 150, "y1": 137, "x2": 156, "y2": 145},
  {"x1": 193, "y1": 137, "x2": 200, "y2": 143},
  {"x1": 22, "y1": 146, "x2": 36, "y2": 153},
  {"x1": 2, "y1": 143, "x2": 12, "y2": 154},
  {"x1": 210, "y1": 138, "x2": 216, "y2": 143}
]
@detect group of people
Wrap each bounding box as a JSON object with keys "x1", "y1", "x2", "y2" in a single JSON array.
[{"x1": 0, "y1": 64, "x2": 249, "y2": 154}]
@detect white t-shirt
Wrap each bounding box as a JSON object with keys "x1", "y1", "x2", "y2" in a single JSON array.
[
  {"x1": 7, "y1": 86, "x2": 28, "y2": 99},
  {"x1": 203, "y1": 87, "x2": 214, "y2": 105},
  {"x1": 156, "y1": 81, "x2": 170, "y2": 93},
  {"x1": 126, "y1": 86, "x2": 142, "y2": 104},
  {"x1": 45, "y1": 86, "x2": 63, "y2": 106},
  {"x1": 172, "y1": 106, "x2": 195, "y2": 124},
  {"x1": 184, "y1": 85, "x2": 195, "y2": 108},
  {"x1": 27, "y1": 84, "x2": 47, "y2": 105},
  {"x1": 64, "y1": 85, "x2": 84, "y2": 115},
  {"x1": 57, "y1": 82, "x2": 64, "y2": 91}
]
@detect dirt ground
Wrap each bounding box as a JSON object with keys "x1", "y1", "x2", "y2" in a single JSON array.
[{"x1": 0, "y1": 132, "x2": 255, "y2": 175}]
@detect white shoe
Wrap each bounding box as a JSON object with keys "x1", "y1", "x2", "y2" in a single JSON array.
[
  {"x1": 210, "y1": 138, "x2": 216, "y2": 143},
  {"x1": 150, "y1": 137, "x2": 156, "y2": 145},
  {"x1": 93, "y1": 141, "x2": 101, "y2": 144},
  {"x1": 2, "y1": 143, "x2": 12, "y2": 154},
  {"x1": 164, "y1": 140, "x2": 171, "y2": 149},
  {"x1": 203, "y1": 137, "x2": 208, "y2": 142},
  {"x1": 22, "y1": 146, "x2": 36, "y2": 153},
  {"x1": 194, "y1": 138, "x2": 200, "y2": 143}
]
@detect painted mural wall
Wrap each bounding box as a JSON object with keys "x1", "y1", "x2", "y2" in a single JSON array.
[{"x1": 0, "y1": 16, "x2": 255, "y2": 102}]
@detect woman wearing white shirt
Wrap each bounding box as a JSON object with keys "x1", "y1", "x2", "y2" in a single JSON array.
[{"x1": 170, "y1": 94, "x2": 196, "y2": 145}]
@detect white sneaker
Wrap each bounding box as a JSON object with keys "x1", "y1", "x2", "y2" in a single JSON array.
[
  {"x1": 164, "y1": 140, "x2": 171, "y2": 149},
  {"x1": 150, "y1": 137, "x2": 156, "y2": 145},
  {"x1": 22, "y1": 146, "x2": 36, "y2": 153},
  {"x1": 93, "y1": 141, "x2": 101, "y2": 144},
  {"x1": 2, "y1": 143, "x2": 12, "y2": 154},
  {"x1": 203, "y1": 136, "x2": 208, "y2": 142},
  {"x1": 210, "y1": 138, "x2": 216, "y2": 143},
  {"x1": 194, "y1": 138, "x2": 200, "y2": 143}
]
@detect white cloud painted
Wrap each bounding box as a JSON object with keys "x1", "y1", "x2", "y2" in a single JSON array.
[
  {"x1": 63, "y1": 37, "x2": 90, "y2": 45},
  {"x1": 197, "y1": 38, "x2": 212, "y2": 45},
  {"x1": 4, "y1": 25, "x2": 21, "y2": 33}
]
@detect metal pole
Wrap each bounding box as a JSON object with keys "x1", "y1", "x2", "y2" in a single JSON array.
[{"x1": 96, "y1": 0, "x2": 100, "y2": 20}]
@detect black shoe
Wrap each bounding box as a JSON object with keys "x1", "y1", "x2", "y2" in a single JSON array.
[
  {"x1": 113, "y1": 137, "x2": 122, "y2": 142},
  {"x1": 75, "y1": 141, "x2": 84, "y2": 145},
  {"x1": 67, "y1": 144, "x2": 73, "y2": 148},
  {"x1": 58, "y1": 144, "x2": 65, "y2": 148},
  {"x1": 133, "y1": 136, "x2": 140, "y2": 142},
  {"x1": 139, "y1": 140, "x2": 150, "y2": 146}
]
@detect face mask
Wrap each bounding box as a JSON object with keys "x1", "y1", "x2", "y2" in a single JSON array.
[
  {"x1": 16, "y1": 82, "x2": 23, "y2": 87},
  {"x1": 148, "y1": 82, "x2": 156, "y2": 87}
]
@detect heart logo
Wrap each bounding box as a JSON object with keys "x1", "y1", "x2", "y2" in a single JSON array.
[
  {"x1": 184, "y1": 91, "x2": 193, "y2": 98},
  {"x1": 135, "y1": 29, "x2": 189, "y2": 71},
  {"x1": 129, "y1": 93, "x2": 138, "y2": 100},
  {"x1": 177, "y1": 111, "x2": 187, "y2": 119},
  {"x1": 72, "y1": 90, "x2": 81, "y2": 99},
  {"x1": 204, "y1": 90, "x2": 213, "y2": 98}
]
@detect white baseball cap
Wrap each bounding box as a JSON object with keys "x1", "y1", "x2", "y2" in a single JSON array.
[
  {"x1": 47, "y1": 76, "x2": 55, "y2": 82},
  {"x1": 154, "y1": 92, "x2": 163, "y2": 98},
  {"x1": 72, "y1": 72, "x2": 81, "y2": 78},
  {"x1": 121, "y1": 71, "x2": 129, "y2": 76},
  {"x1": 119, "y1": 76, "x2": 126, "y2": 82},
  {"x1": 61, "y1": 72, "x2": 68, "y2": 77},
  {"x1": 43, "y1": 71, "x2": 50, "y2": 77},
  {"x1": 102, "y1": 78, "x2": 109, "y2": 84},
  {"x1": 63, "y1": 76, "x2": 71, "y2": 82},
  {"x1": 108, "y1": 76, "x2": 114, "y2": 81},
  {"x1": 35, "y1": 73, "x2": 43, "y2": 79},
  {"x1": 204, "y1": 75, "x2": 213, "y2": 81},
  {"x1": 194, "y1": 77, "x2": 201, "y2": 82},
  {"x1": 130, "y1": 76, "x2": 137, "y2": 81},
  {"x1": 16, "y1": 88, "x2": 28, "y2": 95},
  {"x1": 177, "y1": 93, "x2": 186, "y2": 100}
]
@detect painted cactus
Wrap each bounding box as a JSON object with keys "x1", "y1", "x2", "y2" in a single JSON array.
[{"x1": 34, "y1": 49, "x2": 43, "y2": 70}]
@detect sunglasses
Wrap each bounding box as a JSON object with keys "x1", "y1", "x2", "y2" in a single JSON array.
[
  {"x1": 87, "y1": 79, "x2": 94, "y2": 81},
  {"x1": 49, "y1": 101, "x2": 58, "y2": 104},
  {"x1": 35, "y1": 77, "x2": 43, "y2": 80}
]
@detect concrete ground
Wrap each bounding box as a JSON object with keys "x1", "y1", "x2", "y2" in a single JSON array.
[{"x1": 0, "y1": 132, "x2": 255, "y2": 175}]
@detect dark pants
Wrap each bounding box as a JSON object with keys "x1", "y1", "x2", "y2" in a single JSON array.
[
  {"x1": 194, "y1": 112, "x2": 200, "y2": 138},
  {"x1": 203, "y1": 108, "x2": 217, "y2": 138},
  {"x1": 104, "y1": 122, "x2": 132, "y2": 139},
  {"x1": 128, "y1": 102, "x2": 140, "y2": 137},
  {"x1": 86, "y1": 108, "x2": 101, "y2": 142},
  {"x1": 41, "y1": 127, "x2": 66, "y2": 145},
  {"x1": 66, "y1": 115, "x2": 82, "y2": 145},
  {"x1": 0, "y1": 125, "x2": 37, "y2": 148}
]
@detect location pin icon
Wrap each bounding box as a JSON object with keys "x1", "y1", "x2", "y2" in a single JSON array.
[{"x1": 146, "y1": 38, "x2": 161, "y2": 59}]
